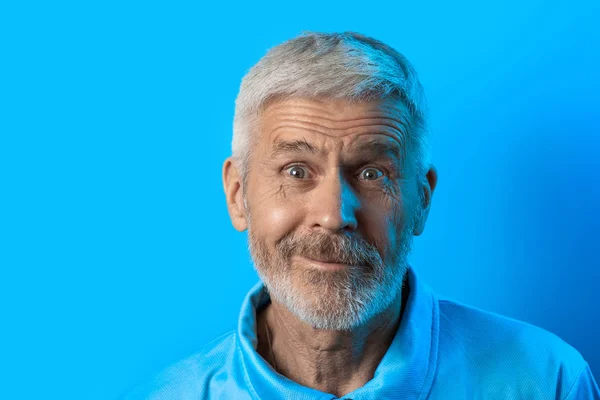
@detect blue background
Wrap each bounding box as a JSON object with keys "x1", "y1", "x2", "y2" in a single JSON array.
[{"x1": 1, "y1": 1, "x2": 598, "y2": 399}]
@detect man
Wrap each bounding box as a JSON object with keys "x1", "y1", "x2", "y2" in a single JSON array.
[{"x1": 126, "y1": 32, "x2": 599, "y2": 399}]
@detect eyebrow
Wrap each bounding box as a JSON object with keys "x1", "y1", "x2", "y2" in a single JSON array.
[
  {"x1": 270, "y1": 138, "x2": 321, "y2": 157},
  {"x1": 350, "y1": 139, "x2": 404, "y2": 161},
  {"x1": 270, "y1": 137, "x2": 404, "y2": 160}
]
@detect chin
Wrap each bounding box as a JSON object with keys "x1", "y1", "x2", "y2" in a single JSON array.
[{"x1": 269, "y1": 268, "x2": 398, "y2": 331}]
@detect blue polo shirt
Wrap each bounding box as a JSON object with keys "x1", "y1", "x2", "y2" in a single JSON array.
[{"x1": 125, "y1": 268, "x2": 599, "y2": 399}]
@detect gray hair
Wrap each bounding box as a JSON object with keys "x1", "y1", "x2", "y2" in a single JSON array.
[{"x1": 232, "y1": 31, "x2": 430, "y2": 180}]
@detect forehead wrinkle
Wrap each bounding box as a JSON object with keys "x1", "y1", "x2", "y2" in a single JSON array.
[
  {"x1": 267, "y1": 117, "x2": 408, "y2": 138},
  {"x1": 263, "y1": 99, "x2": 411, "y2": 126},
  {"x1": 268, "y1": 124, "x2": 408, "y2": 154},
  {"x1": 261, "y1": 99, "x2": 413, "y2": 163},
  {"x1": 348, "y1": 131, "x2": 406, "y2": 147},
  {"x1": 266, "y1": 110, "x2": 408, "y2": 130},
  {"x1": 269, "y1": 125, "x2": 332, "y2": 142},
  {"x1": 265, "y1": 102, "x2": 336, "y2": 118}
]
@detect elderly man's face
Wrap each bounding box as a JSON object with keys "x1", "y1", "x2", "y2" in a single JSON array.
[{"x1": 224, "y1": 97, "x2": 435, "y2": 330}]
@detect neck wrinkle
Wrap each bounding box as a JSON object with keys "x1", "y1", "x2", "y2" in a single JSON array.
[{"x1": 258, "y1": 280, "x2": 409, "y2": 397}]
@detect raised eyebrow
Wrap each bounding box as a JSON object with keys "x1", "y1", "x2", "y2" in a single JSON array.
[
  {"x1": 270, "y1": 138, "x2": 321, "y2": 157},
  {"x1": 350, "y1": 139, "x2": 404, "y2": 160}
]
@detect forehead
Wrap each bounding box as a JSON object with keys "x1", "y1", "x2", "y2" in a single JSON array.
[{"x1": 258, "y1": 97, "x2": 410, "y2": 149}]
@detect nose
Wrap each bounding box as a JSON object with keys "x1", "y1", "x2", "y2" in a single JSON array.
[{"x1": 308, "y1": 169, "x2": 360, "y2": 232}]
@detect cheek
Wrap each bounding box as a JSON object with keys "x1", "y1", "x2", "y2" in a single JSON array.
[
  {"x1": 260, "y1": 206, "x2": 294, "y2": 232},
  {"x1": 362, "y1": 188, "x2": 408, "y2": 247},
  {"x1": 249, "y1": 187, "x2": 304, "y2": 245},
  {"x1": 385, "y1": 179, "x2": 419, "y2": 227}
]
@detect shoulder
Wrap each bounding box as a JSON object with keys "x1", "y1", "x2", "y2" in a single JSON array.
[
  {"x1": 123, "y1": 330, "x2": 238, "y2": 400},
  {"x1": 437, "y1": 298, "x2": 583, "y2": 364},
  {"x1": 435, "y1": 298, "x2": 593, "y2": 399},
  {"x1": 438, "y1": 298, "x2": 580, "y2": 355}
]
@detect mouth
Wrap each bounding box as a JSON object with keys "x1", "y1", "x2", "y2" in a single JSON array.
[{"x1": 296, "y1": 255, "x2": 353, "y2": 272}]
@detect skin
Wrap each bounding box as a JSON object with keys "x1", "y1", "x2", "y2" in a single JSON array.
[{"x1": 223, "y1": 97, "x2": 437, "y2": 397}]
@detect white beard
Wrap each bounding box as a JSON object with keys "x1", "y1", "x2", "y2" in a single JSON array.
[{"x1": 247, "y1": 224, "x2": 413, "y2": 331}]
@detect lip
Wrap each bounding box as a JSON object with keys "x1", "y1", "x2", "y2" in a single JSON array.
[{"x1": 297, "y1": 256, "x2": 352, "y2": 271}]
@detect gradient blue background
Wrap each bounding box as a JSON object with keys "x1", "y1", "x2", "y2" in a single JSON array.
[{"x1": 1, "y1": 1, "x2": 599, "y2": 399}]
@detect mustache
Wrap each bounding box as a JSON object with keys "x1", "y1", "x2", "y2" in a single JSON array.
[{"x1": 275, "y1": 231, "x2": 383, "y2": 267}]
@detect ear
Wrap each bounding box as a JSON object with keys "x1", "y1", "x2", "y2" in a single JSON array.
[
  {"x1": 222, "y1": 157, "x2": 248, "y2": 232},
  {"x1": 413, "y1": 164, "x2": 438, "y2": 236}
]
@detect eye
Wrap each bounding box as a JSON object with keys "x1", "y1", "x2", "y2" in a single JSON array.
[
  {"x1": 284, "y1": 165, "x2": 310, "y2": 179},
  {"x1": 358, "y1": 167, "x2": 384, "y2": 181}
]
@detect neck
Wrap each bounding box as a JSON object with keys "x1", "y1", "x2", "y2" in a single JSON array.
[{"x1": 256, "y1": 281, "x2": 409, "y2": 397}]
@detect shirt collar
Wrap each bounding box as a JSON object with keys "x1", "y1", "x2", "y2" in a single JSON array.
[{"x1": 236, "y1": 267, "x2": 439, "y2": 400}]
